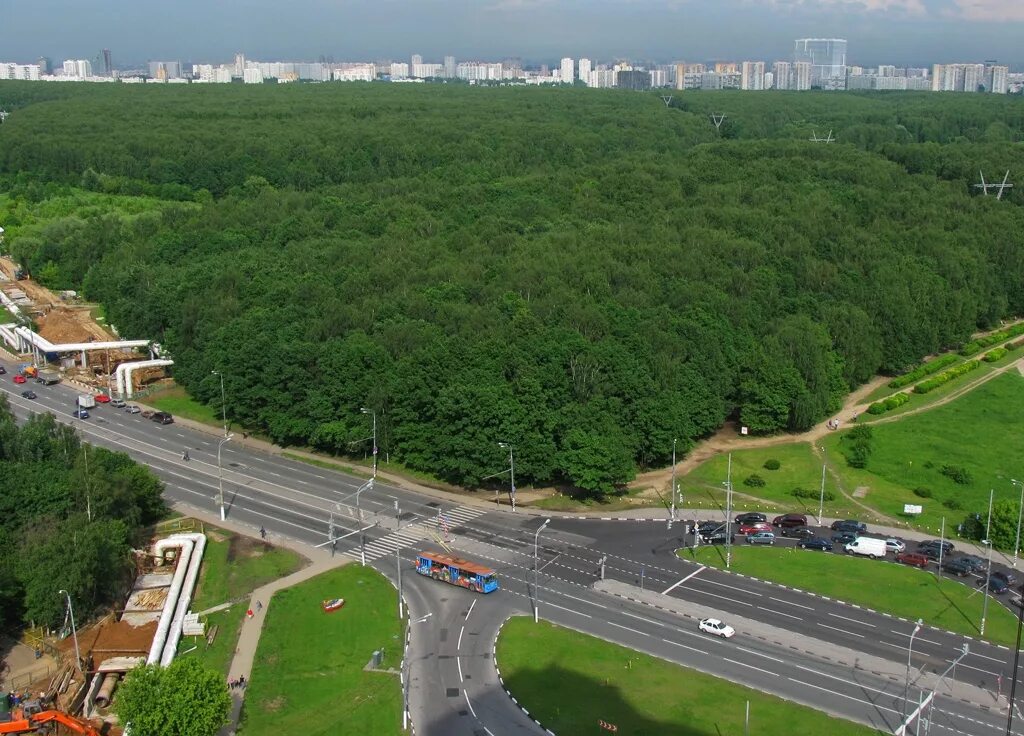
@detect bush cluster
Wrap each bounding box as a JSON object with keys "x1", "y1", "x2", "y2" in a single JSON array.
[
  {"x1": 866, "y1": 392, "x2": 910, "y2": 415},
  {"x1": 792, "y1": 487, "x2": 835, "y2": 502},
  {"x1": 960, "y1": 322, "x2": 1024, "y2": 357},
  {"x1": 913, "y1": 486, "x2": 933, "y2": 498},
  {"x1": 940, "y1": 464, "x2": 973, "y2": 485},
  {"x1": 1007, "y1": 338, "x2": 1024, "y2": 351},
  {"x1": 943, "y1": 497, "x2": 963, "y2": 510},
  {"x1": 913, "y1": 360, "x2": 982, "y2": 394},
  {"x1": 744, "y1": 474, "x2": 766, "y2": 487},
  {"x1": 762, "y1": 459, "x2": 781, "y2": 471},
  {"x1": 982, "y1": 347, "x2": 1008, "y2": 363},
  {"x1": 842, "y1": 424, "x2": 874, "y2": 468},
  {"x1": 887, "y1": 354, "x2": 959, "y2": 389}
]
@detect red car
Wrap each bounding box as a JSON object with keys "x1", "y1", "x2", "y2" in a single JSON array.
[
  {"x1": 13, "y1": 374, "x2": 26, "y2": 384},
  {"x1": 895, "y1": 552, "x2": 930, "y2": 569},
  {"x1": 94, "y1": 394, "x2": 111, "y2": 403},
  {"x1": 739, "y1": 522, "x2": 772, "y2": 535}
]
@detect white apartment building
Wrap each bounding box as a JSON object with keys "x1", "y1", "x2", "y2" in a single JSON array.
[
  {"x1": 772, "y1": 61, "x2": 792, "y2": 90},
  {"x1": 587, "y1": 68, "x2": 616, "y2": 89},
  {"x1": 578, "y1": 58, "x2": 592, "y2": 87},
  {"x1": 62, "y1": 59, "x2": 92, "y2": 78},
  {"x1": 740, "y1": 61, "x2": 765, "y2": 90},
  {"x1": 242, "y1": 67, "x2": 263, "y2": 84},
  {"x1": 963, "y1": 63, "x2": 985, "y2": 92},
  {"x1": 443, "y1": 55, "x2": 456, "y2": 78},
  {"x1": 390, "y1": 62, "x2": 409, "y2": 78},
  {"x1": 411, "y1": 63, "x2": 443, "y2": 78},
  {"x1": 560, "y1": 57, "x2": 574, "y2": 84},
  {"x1": 334, "y1": 63, "x2": 375, "y2": 82},
  {"x1": 793, "y1": 61, "x2": 812, "y2": 90},
  {"x1": 0, "y1": 63, "x2": 41, "y2": 80},
  {"x1": 990, "y1": 65, "x2": 1009, "y2": 94},
  {"x1": 456, "y1": 62, "x2": 503, "y2": 81}
]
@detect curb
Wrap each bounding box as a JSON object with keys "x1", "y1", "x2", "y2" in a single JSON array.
[{"x1": 492, "y1": 616, "x2": 557, "y2": 736}]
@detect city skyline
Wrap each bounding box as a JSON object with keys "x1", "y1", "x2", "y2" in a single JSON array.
[{"x1": 1, "y1": 0, "x2": 1023, "y2": 70}]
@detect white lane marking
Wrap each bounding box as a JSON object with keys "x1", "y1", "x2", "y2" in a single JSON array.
[
  {"x1": 759, "y1": 607, "x2": 802, "y2": 621},
  {"x1": 890, "y1": 630, "x2": 943, "y2": 647},
  {"x1": 661, "y1": 638, "x2": 708, "y2": 655},
  {"x1": 829, "y1": 612, "x2": 876, "y2": 628},
  {"x1": 466, "y1": 599, "x2": 477, "y2": 621},
  {"x1": 607, "y1": 621, "x2": 646, "y2": 636},
  {"x1": 458, "y1": 625, "x2": 465, "y2": 652},
  {"x1": 967, "y1": 651, "x2": 1010, "y2": 665},
  {"x1": 694, "y1": 577, "x2": 763, "y2": 597},
  {"x1": 955, "y1": 661, "x2": 1001, "y2": 678},
  {"x1": 723, "y1": 657, "x2": 768, "y2": 672},
  {"x1": 691, "y1": 587, "x2": 755, "y2": 607},
  {"x1": 463, "y1": 690, "x2": 476, "y2": 718},
  {"x1": 791, "y1": 663, "x2": 898, "y2": 698},
  {"x1": 543, "y1": 601, "x2": 591, "y2": 618},
  {"x1": 818, "y1": 623, "x2": 865, "y2": 638},
  {"x1": 457, "y1": 652, "x2": 464, "y2": 682},
  {"x1": 662, "y1": 566, "x2": 705, "y2": 595},
  {"x1": 786, "y1": 677, "x2": 900, "y2": 715},
  {"x1": 771, "y1": 596, "x2": 814, "y2": 611}
]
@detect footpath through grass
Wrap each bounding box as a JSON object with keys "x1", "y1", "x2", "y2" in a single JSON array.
[
  {"x1": 678, "y1": 545, "x2": 1018, "y2": 646},
  {"x1": 177, "y1": 525, "x2": 305, "y2": 675},
  {"x1": 497, "y1": 618, "x2": 883, "y2": 736},
  {"x1": 240, "y1": 565, "x2": 403, "y2": 736}
]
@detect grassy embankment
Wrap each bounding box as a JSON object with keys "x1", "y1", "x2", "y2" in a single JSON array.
[
  {"x1": 496, "y1": 618, "x2": 885, "y2": 736},
  {"x1": 176, "y1": 525, "x2": 305, "y2": 675},
  {"x1": 239, "y1": 565, "x2": 404, "y2": 735},
  {"x1": 678, "y1": 545, "x2": 1019, "y2": 647}
]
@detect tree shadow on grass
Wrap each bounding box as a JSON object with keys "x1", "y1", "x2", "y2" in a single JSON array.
[
  {"x1": 500, "y1": 664, "x2": 729, "y2": 736},
  {"x1": 925, "y1": 573, "x2": 982, "y2": 636}
]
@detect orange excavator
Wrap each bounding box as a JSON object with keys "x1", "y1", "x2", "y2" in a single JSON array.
[{"x1": 0, "y1": 708, "x2": 102, "y2": 735}]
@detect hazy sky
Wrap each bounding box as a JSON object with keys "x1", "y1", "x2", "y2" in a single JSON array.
[{"x1": 1, "y1": 0, "x2": 1021, "y2": 68}]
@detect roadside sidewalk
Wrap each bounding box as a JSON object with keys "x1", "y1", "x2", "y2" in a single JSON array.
[{"x1": 167, "y1": 504, "x2": 349, "y2": 736}]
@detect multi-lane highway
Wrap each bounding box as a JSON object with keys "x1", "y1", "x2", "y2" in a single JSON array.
[{"x1": 2, "y1": 359, "x2": 1021, "y2": 736}]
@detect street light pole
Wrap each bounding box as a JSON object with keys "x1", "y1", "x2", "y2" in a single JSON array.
[
  {"x1": 818, "y1": 446, "x2": 827, "y2": 526},
  {"x1": 499, "y1": 442, "x2": 516, "y2": 512},
  {"x1": 355, "y1": 478, "x2": 374, "y2": 566},
  {"x1": 217, "y1": 434, "x2": 233, "y2": 521},
  {"x1": 361, "y1": 407, "x2": 377, "y2": 478},
  {"x1": 725, "y1": 453, "x2": 733, "y2": 570},
  {"x1": 533, "y1": 518, "x2": 551, "y2": 624},
  {"x1": 981, "y1": 488, "x2": 995, "y2": 637},
  {"x1": 904, "y1": 618, "x2": 923, "y2": 718},
  {"x1": 669, "y1": 438, "x2": 677, "y2": 530},
  {"x1": 58, "y1": 589, "x2": 81, "y2": 670},
  {"x1": 1012, "y1": 479, "x2": 1024, "y2": 569},
  {"x1": 212, "y1": 370, "x2": 227, "y2": 437}
]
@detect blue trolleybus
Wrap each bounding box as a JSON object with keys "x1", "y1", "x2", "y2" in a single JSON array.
[{"x1": 416, "y1": 551, "x2": 499, "y2": 594}]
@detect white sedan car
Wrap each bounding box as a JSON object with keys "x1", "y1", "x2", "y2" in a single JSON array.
[{"x1": 698, "y1": 618, "x2": 735, "y2": 639}]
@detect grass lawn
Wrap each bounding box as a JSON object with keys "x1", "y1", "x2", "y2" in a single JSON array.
[
  {"x1": 526, "y1": 486, "x2": 661, "y2": 512},
  {"x1": 677, "y1": 546, "x2": 1019, "y2": 646},
  {"x1": 239, "y1": 565, "x2": 404, "y2": 736},
  {"x1": 176, "y1": 526, "x2": 305, "y2": 675},
  {"x1": 496, "y1": 618, "x2": 883, "y2": 736},
  {"x1": 147, "y1": 385, "x2": 224, "y2": 426}
]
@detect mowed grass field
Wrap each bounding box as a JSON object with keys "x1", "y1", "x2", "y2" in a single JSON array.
[
  {"x1": 678, "y1": 545, "x2": 1019, "y2": 646},
  {"x1": 240, "y1": 565, "x2": 403, "y2": 736},
  {"x1": 496, "y1": 618, "x2": 885, "y2": 736},
  {"x1": 680, "y1": 371, "x2": 1024, "y2": 534},
  {"x1": 177, "y1": 525, "x2": 305, "y2": 675}
]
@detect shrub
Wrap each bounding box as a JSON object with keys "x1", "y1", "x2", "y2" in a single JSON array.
[
  {"x1": 887, "y1": 353, "x2": 960, "y2": 389},
  {"x1": 983, "y1": 347, "x2": 1008, "y2": 363},
  {"x1": 1007, "y1": 338, "x2": 1024, "y2": 351},
  {"x1": 792, "y1": 487, "x2": 835, "y2": 502},
  {"x1": 867, "y1": 402, "x2": 885, "y2": 415},
  {"x1": 913, "y1": 360, "x2": 982, "y2": 394},
  {"x1": 762, "y1": 459, "x2": 781, "y2": 471},
  {"x1": 912, "y1": 487, "x2": 933, "y2": 498},
  {"x1": 848, "y1": 425, "x2": 873, "y2": 442},
  {"x1": 960, "y1": 322, "x2": 1024, "y2": 356},
  {"x1": 744, "y1": 474, "x2": 766, "y2": 487},
  {"x1": 940, "y1": 464, "x2": 973, "y2": 485},
  {"x1": 943, "y1": 498, "x2": 963, "y2": 510},
  {"x1": 842, "y1": 424, "x2": 873, "y2": 468}
]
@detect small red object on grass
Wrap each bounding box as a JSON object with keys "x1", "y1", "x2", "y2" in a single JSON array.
[{"x1": 321, "y1": 598, "x2": 345, "y2": 613}]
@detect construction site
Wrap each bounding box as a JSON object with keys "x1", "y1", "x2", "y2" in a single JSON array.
[{"x1": 1, "y1": 521, "x2": 212, "y2": 734}]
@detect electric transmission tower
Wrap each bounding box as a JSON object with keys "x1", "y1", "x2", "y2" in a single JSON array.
[
  {"x1": 974, "y1": 170, "x2": 1014, "y2": 200},
  {"x1": 660, "y1": 95, "x2": 673, "y2": 108},
  {"x1": 710, "y1": 113, "x2": 727, "y2": 132},
  {"x1": 809, "y1": 129, "x2": 834, "y2": 143}
]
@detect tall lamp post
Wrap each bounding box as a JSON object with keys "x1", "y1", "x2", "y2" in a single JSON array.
[
  {"x1": 981, "y1": 488, "x2": 995, "y2": 637},
  {"x1": 669, "y1": 438, "x2": 677, "y2": 530},
  {"x1": 818, "y1": 446, "x2": 828, "y2": 525},
  {"x1": 355, "y1": 478, "x2": 374, "y2": 566},
  {"x1": 361, "y1": 407, "x2": 377, "y2": 478},
  {"x1": 499, "y1": 442, "x2": 516, "y2": 512},
  {"x1": 533, "y1": 518, "x2": 551, "y2": 623},
  {"x1": 1012, "y1": 479, "x2": 1024, "y2": 569},
  {"x1": 58, "y1": 589, "x2": 81, "y2": 670},
  {"x1": 903, "y1": 618, "x2": 923, "y2": 717},
  {"x1": 211, "y1": 370, "x2": 227, "y2": 437},
  {"x1": 217, "y1": 433, "x2": 234, "y2": 521}
]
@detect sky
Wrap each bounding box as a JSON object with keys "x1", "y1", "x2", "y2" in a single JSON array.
[{"x1": 0, "y1": 0, "x2": 1021, "y2": 69}]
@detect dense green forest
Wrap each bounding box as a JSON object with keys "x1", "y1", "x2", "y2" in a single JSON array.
[
  {"x1": 0, "y1": 396, "x2": 166, "y2": 630},
  {"x1": 1, "y1": 82, "x2": 1022, "y2": 492}
]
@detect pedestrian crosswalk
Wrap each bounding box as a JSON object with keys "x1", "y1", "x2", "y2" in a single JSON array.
[{"x1": 342, "y1": 505, "x2": 486, "y2": 562}]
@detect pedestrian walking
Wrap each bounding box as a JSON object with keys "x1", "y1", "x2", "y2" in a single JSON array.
[
  {"x1": 256, "y1": 600, "x2": 262, "y2": 612},
  {"x1": 259, "y1": 526, "x2": 266, "y2": 540},
  {"x1": 239, "y1": 675, "x2": 246, "y2": 689},
  {"x1": 182, "y1": 449, "x2": 190, "y2": 461}
]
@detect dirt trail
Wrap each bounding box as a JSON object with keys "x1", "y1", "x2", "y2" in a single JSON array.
[{"x1": 634, "y1": 355, "x2": 1024, "y2": 497}]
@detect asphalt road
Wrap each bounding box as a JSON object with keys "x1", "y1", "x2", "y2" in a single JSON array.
[{"x1": 2, "y1": 362, "x2": 1021, "y2": 736}]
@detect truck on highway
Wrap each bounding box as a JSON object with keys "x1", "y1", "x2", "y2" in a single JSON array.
[
  {"x1": 77, "y1": 394, "x2": 96, "y2": 410},
  {"x1": 37, "y1": 369, "x2": 60, "y2": 385},
  {"x1": 416, "y1": 552, "x2": 499, "y2": 594}
]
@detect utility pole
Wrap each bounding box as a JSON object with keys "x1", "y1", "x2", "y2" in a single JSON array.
[
  {"x1": 58, "y1": 589, "x2": 81, "y2": 670},
  {"x1": 217, "y1": 434, "x2": 233, "y2": 521},
  {"x1": 361, "y1": 407, "x2": 377, "y2": 478},
  {"x1": 533, "y1": 518, "x2": 550, "y2": 623},
  {"x1": 212, "y1": 370, "x2": 227, "y2": 437},
  {"x1": 669, "y1": 438, "x2": 677, "y2": 530},
  {"x1": 904, "y1": 618, "x2": 924, "y2": 718},
  {"x1": 499, "y1": 442, "x2": 516, "y2": 512},
  {"x1": 981, "y1": 488, "x2": 995, "y2": 637},
  {"x1": 83, "y1": 446, "x2": 92, "y2": 523},
  {"x1": 1012, "y1": 479, "x2": 1024, "y2": 568},
  {"x1": 818, "y1": 446, "x2": 827, "y2": 525},
  {"x1": 725, "y1": 453, "x2": 733, "y2": 569},
  {"x1": 355, "y1": 478, "x2": 374, "y2": 566}
]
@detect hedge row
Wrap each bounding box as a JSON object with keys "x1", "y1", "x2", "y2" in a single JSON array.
[
  {"x1": 982, "y1": 347, "x2": 1008, "y2": 363},
  {"x1": 913, "y1": 360, "x2": 981, "y2": 394},
  {"x1": 887, "y1": 353, "x2": 960, "y2": 389},
  {"x1": 960, "y1": 322, "x2": 1024, "y2": 357},
  {"x1": 867, "y1": 391, "x2": 911, "y2": 415}
]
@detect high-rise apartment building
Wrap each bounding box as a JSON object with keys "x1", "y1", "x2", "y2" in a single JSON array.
[
  {"x1": 990, "y1": 65, "x2": 1009, "y2": 94},
  {"x1": 411, "y1": 54, "x2": 423, "y2": 70},
  {"x1": 560, "y1": 57, "x2": 574, "y2": 84},
  {"x1": 443, "y1": 55, "x2": 456, "y2": 78},
  {"x1": 578, "y1": 58, "x2": 592, "y2": 86},
  {"x1": 793, "y1": 61, "x2": 812, "y2": 91},
  {"x1": 149, "y1": 61, "x2": 182, "y2": 80},
  {"x1": 962, "y1": 63, "x2": 985, "y2": 92},
  {"x1": 793, "y1": 38, "x2": 847, "y2": 88},
  {"x1": 62, "y1": 59, "x2": 92, "y2": 78},
  {"x1": 877, "y1": 64, "x2": 896, "y2": 77},
  {"x1": 102, "y1": 49, "x2": 112, "y2": 76},
  {"x1": 714, "y1": 62, "x2": 738, "y2": 74},
  {"x1": 771, "y1": 61, "x2": 792, "y2": 90},
  {"x1": 740, "y1": 61, "x2": 765, "y2": 90}
]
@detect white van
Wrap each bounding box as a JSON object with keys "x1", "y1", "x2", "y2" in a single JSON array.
[{"x1": 844, "y1": 537, "x2": 887, "y2": 559}]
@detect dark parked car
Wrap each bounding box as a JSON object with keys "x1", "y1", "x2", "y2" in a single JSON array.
[
  {"x1": 773, "y1": 514, "x2": 808, "y2": 529},
  {"x1": 831, "y1": 520, "x2": 867, "y2": 534},
  {"x1": 781, "y1": 526, "x2": 816, "y2": 540},
  {"x1": 896, "y1": 552, "x2": 930, "y2": 568},
  {"x1": 798, "y1": 537, "x2": 833, "y2": 552},
  {"x1": 735, "y1": 512, "x2": 768, "y2": 525},
  {"x1": 941, "y1": 558, "x2": 975, "y2": 577},
  {"x1": 918, "y1": 539, "x2": 954, "y2": 554},
  {"x1": 0, "y1": 366, "x2": 6, "y2": 374},
  {"x1": 831, "y1": 531, "x2": 858, "y2": 545},
  {"x1": 703, "y1": 531, "x2": 735, "y2": 545},
  {"x1": 151, "y1": 411, "x2": 174, "y2": 425},
  {"x1": 991, "y1": 571, "x2": 1017, "y2": 587},
  {"x1": 981, "y1": 577, "x2": 1009, "y2": 594},
  {"x1": 20, "y1": 390, "x2": 37, "y2": 400},
  {"x1": 957, "y1": 555, "x2": 986, "y2": 572},
  {"x1": 917, "y1": 540, "x2": 954, "y2": 560},
  {"x1": 72, "y1": 409, "x2": 90, "y2": 419}
]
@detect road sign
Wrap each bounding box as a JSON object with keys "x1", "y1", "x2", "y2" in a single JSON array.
[
  {"x1": 599, "y1": 720, "x2": 618, "y2": 732},
  {"x1": 903, "y1": 504, "x2": 923, "y2": 515}
]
